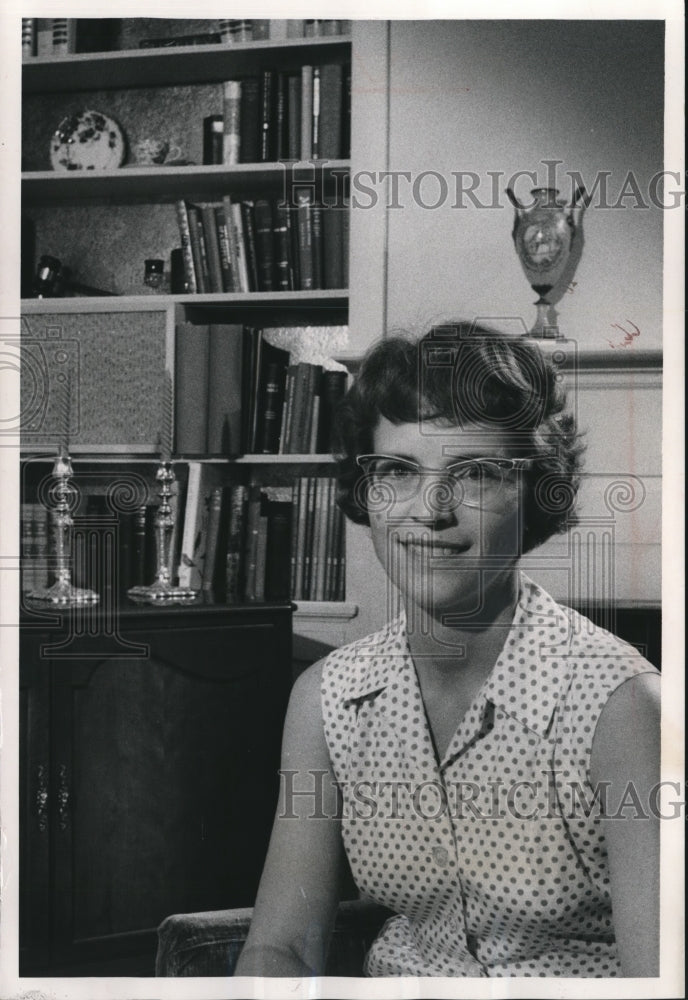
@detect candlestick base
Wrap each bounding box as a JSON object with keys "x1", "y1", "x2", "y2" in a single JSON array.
[
  {"x1": 127, "y1": 581, "x2": 200, "y2": 606},
  {"x1": 27, "y1": 579, "x2": 100, "y2": 605}
]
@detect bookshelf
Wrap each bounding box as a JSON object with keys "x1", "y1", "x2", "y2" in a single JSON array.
[{"x1": 21, "y1": 21, "x2": 356, "y2": 618}]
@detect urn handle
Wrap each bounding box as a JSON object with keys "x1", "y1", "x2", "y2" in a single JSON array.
[{"x1": 505, "y1": 187, "x2": 525, "y2": 216}]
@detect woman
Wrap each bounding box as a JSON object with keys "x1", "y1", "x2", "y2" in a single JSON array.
[{"x1": 236, "y1": 322, "x2": 660, "y2": 978}]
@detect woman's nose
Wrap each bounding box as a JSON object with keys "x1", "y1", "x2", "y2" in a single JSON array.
[{"x1": 408, "y1": 471, "x2": 458, "y2": 524}]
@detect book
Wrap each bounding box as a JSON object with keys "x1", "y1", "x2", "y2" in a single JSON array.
[
  {"x1": 51, "y1": 18, "x2": 76, "y2": 55},
  {"x1": 200, "y1": 204, "x2": 224, "y2": 293},
  {"x1": 202, "y1": 487, "x2": 224, "y2": 593},
  {"x1": 239, "y1": 76, "x2": 261, "y2": 164},
  {"x1": 300, "y1": 66, "x2": 313, "y2": 159},
  {"x1": 36, "y1": 19, "x2": 53, "y2": 56},
  {"x1": 265, "y1": 498, "x2": 293, "y2": 599},
  {"x1": 311, "y1": 201, "x2": 323, "y2": 290},
  {"x1": 175, "y1": 323, "x2": 210, "y2": 453},
  {"x1": 295, "y1": 188, "x2": 315, "y2": 290},
  {"x1": 130, "y1": 504, "x2": 148, "y2": 588},
  {"x1": 274, "y1": 73, "x2": 288, "y2": 161},
  {"x1": 318, "y1": 63, "x2": 344, "y2": 160},
  {"x1": 230, "y1": 201, "x2": 250, "y2": 292},
  {"x1": 279, "y1": 364, "x2": 297, "y2": 454},
  {"x1": 287, "y1": 19, "x2": 306, "y2": 37},
  {"x1": 222, "y1": 80, "x2": 242, "y2": 165},
  {"x1": 177, "y1": 462, "x2": 206, "y2": 590},
  {"x1": 214, "y1": 204, "x2": 235, "y2": 291},
  {"x1": 259, "y1": 70, "x2": 274, "y2": 162},
  {"x1": 241, "y1": 327, "x2": 262, "y2": 453},
  {"x1": 323, "y1": 201, "x2": 345, "y2": 289},
  {"x1": 324, "y1": 478, "x2": 338, "y2": 600},
  {"x1": 225, "y1": 484, "x2": 247, "y2": 602},
  {"x1": 317, "y1": 369, "x2": 348, "y2": 452},
  {"x1": 22, "y1": 19, "x2": 35, "y2": 58},
  {"x1": 20, "y1": 503, "x2": 34, "y2": 593},
  {"x1": 240, "y1": 201, "x2": 259, "y2": 292},
  {"x1": 287, "y1": 75, "x2": 302, "y2": 161},
  {"x1": 254, "y1": 496, "x2": 269, "y2": 600},
  {"x1": 186, "y1": 204, "x2": 210, "y2": 294},
  {"x1": 174, "y1": 200, "x2": 198, "y2": 293},
  {"x1": 256, "y1": 341, "x2": 290, "y2": 453},
  {"x1": 253, "y1": 199, "x2": 274, "y2": 291},
  {"x1": 311, "y1": 67, "x2": 322, "y2": 159},
  {"x1": 272, "y1": 203, "x2": 292, "y2": 291},
  {"x1": 342, "y1": 65, "x2": 352, "y2": 159},
  {"x1": 269, "y1": 19, "x2": 289, "y2": 40},
  {"x1": 242, "y1": 485, "x2": 263, "y2": 600},
  {"x1": 309, "y1": 478, "x2": 327, "y2": 601},
  {"x1": 302, "y1": 477, "x2": 317, "y2": 598},
  {"x1": 207, "y1": 324, "x2": 244, "y2": 456}
]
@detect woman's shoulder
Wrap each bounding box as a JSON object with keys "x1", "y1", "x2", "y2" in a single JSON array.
[{"x1": 318, "y1": 615, "x2": 407, "y2": 702}]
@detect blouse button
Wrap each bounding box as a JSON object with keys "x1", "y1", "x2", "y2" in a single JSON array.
[{"x1": 432, "y1": 845, "x2": 450, "y2": 867}]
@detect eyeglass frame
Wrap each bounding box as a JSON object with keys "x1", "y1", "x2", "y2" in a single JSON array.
[{"x1": 355, "y1": 453, "x2": 538, "y2": 510}]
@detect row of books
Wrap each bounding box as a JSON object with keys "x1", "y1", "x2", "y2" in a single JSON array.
[
  {"x1": 174, "y1": 324, "x2": 349, "y2": 456},
  {"x1": 180, "y1": 473, "x2": 345, "y2": 602},
  {"x1": 22, "y1": 18, "x2": 78, "y2": 57},
  {"x1": 175, "y1": 193, "x2": 349, "y2": 295},
  {"x1": 219, "y1": 63, "x2": 350, "y2": 165},
  {"x1": 215, "y1": 20, "x2": 350, "y2": 43}
]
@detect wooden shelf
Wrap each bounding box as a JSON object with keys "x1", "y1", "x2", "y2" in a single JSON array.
[
  {"x1": 21, "y1": 291, "x2": 348, "y2": 312},
  {"x1": 22, "y1": 37, "x2": 352, "y2": 94},
  {"x1": 20, "y1": 450, "x2": 337, "y2": 464},
  {"x1": 22, "y1": 161, "x2": 351, "y2": 206}
]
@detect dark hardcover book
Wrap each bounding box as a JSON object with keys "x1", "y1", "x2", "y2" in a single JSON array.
[
  {"x1": 311, "y1": 201, "x2": 323, "y2": 289},
  {"x1": 175, "y1": 323, "x2": 210, "y2": 453},
  {"x1": 139, "y1": 31, "x2": 221, "y2": 48},
  {"x1": 287, "y1": 74, "x2": 301, "y2": 160},
  {"x1": 317, "y1": 369, "x2": 348, "y2": 452},
  {"x1": 323, "y1": 201, "x2": 344, "y2": 289},
  {"x1": 214, "y1": 204, "x2": 235, "y2": 292},
  {"x1": 207, "y1": 324, "x2": 244, "y2": 455},
  {"x1": 302, "y1": 477, "x2": 317, "y2": 599},
  {"x1": 200, "y1": 204, "x2": 224, "y2": 293},
  {"x1": 222, "y1": 195, "x2": 244, "y2": 293},
  {"x1": 318, "y1": 63, "x2": 344, "y2": 160},
  {"x1": 254, "y1": 494, "x2": 269, "y2": 601},
  {"x1": 342, "y1": 194, "x2": 350, "y2": 287},
  {"x1": 240, "y1": 201, "x2": 260, "y2": 292},
  {"x1": 201, "y1": 487, "x2": 224, "y2": 594},
  {"x1": 279, "y1": 364, "x2": 297, "y2": 454},
  {"x1": 222, "y1": 80, "x2": 242, "y2": 165},
  {"x1": 259, "y1": 70, "x2": 274, "y2": 162},
  {"x1": 174, "y1": 200, "x2": 198, "y2": 293},
  {"x1": 288, "y1": 204, "x2": 301, "y2": 290},
  {"x1": 272, "y1": 202, "x2": 292, "y2": 290},
  {"x1": 257, "y1": 354, "x2": 289, "y2": 455},
  {"x1": 342, "y1": 64, "x2": 352, "y2": 158},
  {"x1": 239, "y1": 75, "x2": 261, "y2": 163},
  {"x1": 274, "y1": 73, "x2": 288, "y2": 161},
  {"x1": 225, "y1": 484, "x2": 247, "y2": 603},
  {"x1": 243, "y1": 327, "x2": 265, "y2": 453},
  {"x1": 253, "y1": 199, "x2": 275, "y2": 291},
  {"x1": 289, "y1": 362, "x2": 319, "y2": 454},
  {"x1": 186, "y1": 204, "x2": 210, "y2": 293},
  {"x1": 265, "y1": 498, "x2": 293, "y2": 600},
  {"x1": 311, "y1": 66, "x2": 322, "y2": 158},
  {"x1": 300, "y1": 65, "x2": 313, "y2": 158},
  {"x1": 242, "y1": 486, "x2": 263, "y2": 601},
  {"x1": 295, "y1": 188, "x2": 314, "y2": 290}
]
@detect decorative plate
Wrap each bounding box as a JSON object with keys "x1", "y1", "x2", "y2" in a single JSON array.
[{"x1": 50, "y1": 110, "x2": 126, "y2": 172}]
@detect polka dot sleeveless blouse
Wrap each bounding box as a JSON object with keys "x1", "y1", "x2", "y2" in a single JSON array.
[{"x1": 321, "y1": 574, "x2": 658, "y2": 977}]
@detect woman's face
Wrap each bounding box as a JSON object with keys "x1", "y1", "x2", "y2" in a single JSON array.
[{"x1": 366, "y1": 416, "x2": 525, "y2": 622}]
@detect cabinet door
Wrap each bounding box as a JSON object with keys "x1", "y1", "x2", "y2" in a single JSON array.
[
  {"x1": 19, "y1": 630, "x2": 51, "y2": 974},
  {"x1": 49, "y1": 615, "x2": 291, "y2": 970}
]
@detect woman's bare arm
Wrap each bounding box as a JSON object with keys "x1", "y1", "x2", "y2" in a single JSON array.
[
  {"x1": 234, "y1": 659, "x2": 346, "y2": 977},
  {"x1": 590, "y1": 671, "x2": 661, "y2": 977}
]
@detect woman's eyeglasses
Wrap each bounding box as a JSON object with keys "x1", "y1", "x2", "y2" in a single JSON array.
[{"x1": 355, "y1": 454, "x2": 535, "y2": 509}]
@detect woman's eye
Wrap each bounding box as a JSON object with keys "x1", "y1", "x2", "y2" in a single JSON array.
[{"x1": 387, "y1": 464, "x2": 413, "y2": 479}]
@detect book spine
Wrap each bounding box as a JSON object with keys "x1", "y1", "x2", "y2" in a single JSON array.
[
  {"x1": 207, "y1": 324, "x2": 244, "y2": 456},
  {"x1": 272, "y1": 203, "x2": 291, "y2": 291},
  {"x1": 312, "y1": 478, "x2": 330, "y2": 601},
  {"x1": 288, "y1": 204, "x2": 301, "y2": 290},
  {"x1": 225, "y1": 484, "x2": 247, "y2": 602},
  {"x1": 22, "y1": 19, "x2": 36, "y2": 58},
  {"x1": 36, "y1": 19, "x2": 54, "y2": 57},
  {"x1": 254, "y1": 496, "x2": 269, "y2": 601},
  {"x1": 303, "y1": 364, "x2": 322, "y2": 454},
  {"x1": 317, "y1": 370, "x2": 347, "y2": 452},
  {"x1": 324, "y1": 478, "x2": 337, "y2": 600},
  {"x1": 292, "y1": 478, "x2": 307, "y2": 598},
  {"x1": 51, "y1": 17, "x2": 76, "y2": 55},
  {"x1": 239, "y1": 76, "x2": 261, "y2": 164},
  {"x1": 247, "y1": 329, "x2": 264, "y2": 452},
  {"x1": 318, "y1": 63, "x2": 344, "y2": 160},
  {"x1": 252, "y1": 20, "x2": 270, "y2": 40},
  {"x1": 253, "y1": 199, "x2": 275, "y2": 291},
  {"x1": 311, "y1": 66, "x2": 321, "y2": 159},
  {"x1": 279, "y1": 365, "x2": 297, "y2": 454},
  {"x1": 243, "y1": 486, "x2": 263, "y2": 600},
  {"x1": 200, "y1": 204, "x2": 224, "y2": 293},
  {"x1": 214, "y1": 204, "x2": 234, "y2": 292},
  {"x1": 287, "y1": 75, "x2": 301, "y2": 160},
  {"x1": 174, "y1": 201, "x2": 198, "y2": 293},
  {"x1": 177, "y1": 462, "x2": 203, "y2": 588},
  {"x1": 258, "y1": 361, "x2": 287, "y2": 454},
  {"x1": 300, "y1": 66, "x2": 313, "y2": 159},
  {"x1": 296, "y1": 189, "x2": 314, "y2": 290},
  {"x1": 240, "y1": 201, "x2": 259, "y2": 292},
  {"x1": 342, "y1": 65, "x2": 352, "y2": 159},
  {"x1": 336, "y1": 505, "x2": 346, "y2": 601},
  {"x1": 308, "y1": 375, "x2": 322, "y2": 453},
  {"x1": 287, "y1": 19, "x2": 305, "y2": 38},
  {"x1": 289, "y1": 482, "x2": 300, "y2": 596},
  {"x1": 269, "y1": 19, "x2": 288, "y2": 40},
  {"x1": 260, "y1": 70, "x2": 274, "y2": 162},
  {"x1": 230, "y1": 202, "x2": 250, "y2": 292},
  {"x1": 274, "y1": 73, "x2": 288, "y2": 161},
  {"x1": 174, "y1": 323, "x2": 210, "y2": 453},
  {"x1": 311, "y1": 200, "x2": 323, "y2": 290},
  {"x1": 323, "y1": 200, "x2": 344, "y2": 289},
  {"x1": 302, "y1": 477, "x2": 317, "y2": 599},
  {"x1": 223, "y1": 80, "x2": 242, "y2": 165},
  {"x1": 288, "y1": 363, "x2": 311, "y2": 454},
  {"x1": 186, "y1": 204, "x2": 209, "y2": 294},
  {"x1": 342, "y1": 194, "x2": 350, "y2": 287},
  {"x1": 132, "y1": 504, "x2": 148, "y2": 588},
  {"x1": 265, "y1": 499, "x2": 293, "y2": 600},
  {"x1": 202, "y1": 487, "x2": 224, "y2": 593}
]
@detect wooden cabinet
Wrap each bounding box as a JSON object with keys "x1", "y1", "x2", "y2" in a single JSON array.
[{"x1": 20, "y1": 600, "x2": 293, "y2": 976}]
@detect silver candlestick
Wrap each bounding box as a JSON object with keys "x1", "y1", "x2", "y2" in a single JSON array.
[
  {"x1": 27, "y1": 447, "x2": 100, "y2": 606},
  {"x1": 127, "y1": 460, "x2": 199, "y2": 605}
]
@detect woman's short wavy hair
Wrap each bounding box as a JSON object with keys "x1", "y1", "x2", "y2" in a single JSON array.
[{"x1": 333, "y1": 322, "x2": 585, "y2": 554}]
